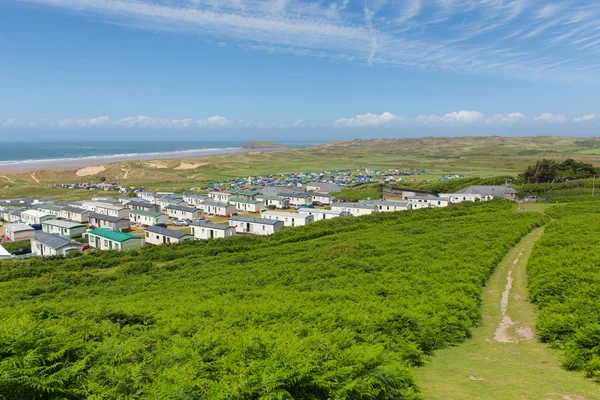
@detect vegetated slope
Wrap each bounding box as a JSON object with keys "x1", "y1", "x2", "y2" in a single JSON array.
[
  {"x1": 528, "y1": 211, "x2": 600, "y2": 382},
  {"x1": 0, "y1": 202, "x2": 546, "y2": 399}
]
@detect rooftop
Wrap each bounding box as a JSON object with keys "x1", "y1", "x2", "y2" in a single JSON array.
[
  {"x1": 192, "y1": 222, "x2": 233, "y2": 230},
  {"x1": 89, "y1": 228, "x2": 141, "y2": 242},
  {"x1": 164, "y1": 204, "x2": 198, "y2": 212},
  {"x1": 89, "y1": 213, "x2": 129, "y2": 223},
  {"x1": 129, "y1": 210, "x2": 162, "y2": 218},
  {"x1": 145, "y1": 226, "x2": 192, "y2": 239},
  {"x1": 32, "y1": 232, "x2": 82, "y2": 250},
  {"x1": 228, "y1": 216, "x2": 281, "y2": 225},
  {"x1": 4, "y1": 223, "x2": 35, "y2": 232},
  {"x1": 42, "y1": 220, "x2": 86, "y2": 229},
  {"x1": 60, "y1": 206, "x2": 88, "y2": 214},
  {"x1": 331, "y1": 203, "x2": 376, "y2": 209}
]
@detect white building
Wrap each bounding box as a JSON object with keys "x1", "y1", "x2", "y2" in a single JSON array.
[
  {"x1": 311, "y1": 193, "x2": 336, "y2": 205},
  {"x1": 36, "y1": 204, "x2": 64, "y2": 217},
  {"x1": 20, "y1": 210, "x2": 54, "y2": 225},
  {"x1": 207, "y1": 191, "x2": 233, "y2": 203},
  {"x1": 228, "y1": 216, "x2": 285, "y2": 235},
  {"x1": 59, "y1": 206, "x2": 90, "y2": 223},
  {"x1": 191, "y1": 221, "x2": 236, "y2": 240},
  {"x1": 330, "y1": 203, "x2": 377, "y2": 216},
  {"x1": 183, "y1": 193, "x2": 209, "y2": 207},
  {"x1": 129, "y1": 210, "x2": 170, "y2": 227},
  {"x1": 261, "y1": 211, "x2": 314, "y2": 227},
  {"x1": 88, "y1": 228, "x2": 143, "y2": 251},
  {"x1": 42, "y1": 220, "x2": 87, "y2": 238},
  {"x1": 407, "y1": 196, "x2": 450, "y2": 209},
  {"x1": 164, "y1": 204, "x2": 203, "y2": 220},
  {"x1": 229, "y1": 198, "x2": 266, "y2": 213},
  {"x1": 287, "y1": 193, "x2": 313, "y2": 206},
  {"x1": 439, "y1": 193, "x2": 483, "y2": 203},
  {"x1": 197, "y1": 201, "x2": 236, "y2": 217},
  {"x1": 156, "y1": 197, "x2": 186, "y2": 211},
  {"x1": 1, "y1": 208, "x2": 25, "y2": 223},
  {"x1": 126, "y1": 201, "x2": 161, "y2": 213},
  {"x1": 144, "y1": 226, "x2": 193, "y2": 245},
  {"x1": 362, "y1": 200, "x2": 412, "y2": 212},
  {"x1": 3, "y1": 223, "x2": 36, "y2": 242},
  {"x1": 31, "y1": 233, "x2": 83, "y2": 257},
  {"x1": 256, "y1": 195, "x2": 290, "y2": 209},
  {"x1": 88, "y1": 213, "x2": 131, "y2": 231},
  {"x1": 297, "y1": 208, "x2": 346, "y2": 221},
  {"x1": 95, "y1": 204, "x2": 130, "y2": 219}
]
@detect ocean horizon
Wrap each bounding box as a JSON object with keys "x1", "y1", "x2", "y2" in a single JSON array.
[{"x1": 0, "y1": 141, "x2": 322, "y2": 166}]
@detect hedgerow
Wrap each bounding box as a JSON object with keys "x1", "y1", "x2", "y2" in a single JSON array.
[
  {"x1": 0, "y1": 202, "x2": 546, "y2": 398},
  {"x1": 528, "y1": 214, "x2": 600, "y2": 382}
]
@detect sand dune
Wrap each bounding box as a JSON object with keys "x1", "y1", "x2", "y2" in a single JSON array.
[{"x1": 76, "y1": 165, "x2": 106, "y2": 177}]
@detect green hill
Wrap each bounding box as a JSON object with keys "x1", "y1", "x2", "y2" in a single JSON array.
[{"x1": 0, "y1": 202, "x2": 546, "y2": 398}]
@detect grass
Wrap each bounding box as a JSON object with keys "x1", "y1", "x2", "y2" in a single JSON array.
[
  {"x1": 5, "y1": 136, "x2": 600, "y2": 199},
  {"x1": 416, "y1": 225, "x2": 600, "y2": 399}
]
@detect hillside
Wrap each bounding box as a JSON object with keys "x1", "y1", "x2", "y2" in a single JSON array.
[
  {"x1": 4, "y1": 136, "x2": 600, "y2": 200},
  {"x1": 0, "y1": 202, "x2": 546, "y2": 398}
]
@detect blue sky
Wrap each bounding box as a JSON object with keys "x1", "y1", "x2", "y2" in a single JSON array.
[{"x1": 1, "y1": 0, "x2": 600, "y2": 140}]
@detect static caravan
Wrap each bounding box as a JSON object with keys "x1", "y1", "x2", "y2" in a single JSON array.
[
  {"x1": 36, "y1": 204, "x2": 64, "y2": 218},
  {"x1": 439, "y1": 193, "x2": 483, "y2": 203},
  {"x1": 261, "y1": 211, "x2": 314, "y2": 227},
  {"x1": 144, "y1": 226, "x2": 193, "y2": 245},
  {"x1": 207, "y1": 191, "x2": 232, "y2": 203},
  {"x1": 407, "y1": 196, "x2": 450, "y2": 209},
  {"x1": 287, "y1": 193, "x2": 313, "y2": 206},
  {"x1": 3, "y1": 223, "x2": 36, "y2": 241},
  {"x1": 311, "y1": 193, "x2": 336, "y2": 205},
  {"x1": 197, "y1": 201, "x2": 236, "y2": 217},
  {"x1": 297, "y1": 208, "x2": 346, "y2": 221},
  {"x1": 331, "y1": 203, "x2": 377, "y2": 216},
  {"x1": 88, "y1": 228, "x2": 143, "y2": 251},
  {"x1": 183, "y1": 193, "x2": 209, "y2": 207},
  {"x1": 362, "y1": 200, "x2": 412, "y2": 212},
  {"x1": 256, "y1": 195, "x2": 290, "y2": 209},
  {"x1": 126, "y1": 201, "x2": 161, "y2": 213},
  {"x1": 59, "y1": 206, "x2": 90, "y2": 223},
  {"x1": 95, "y1": 204, "x2": 130, "y2": 219},
  {"x1": 229, "y1": 198, "x2": 266, "y2": 213},
  {"x1": 164, "y1": 204, "x2": 203, "y2": 220},
  {"x1": 20, "y1": 210, "x2": 53, "y2": 225},
  {"x1": 31, "y1": 233, "x2": 83, "y2": 257},
  {"x1": 42, "y1": 220, "x2": 87, "y2": 238},
  {"x1": 191, "y1": 221, "x2": 236, "y2": 240},
  {"x1": 88, "y1": 213, "x2": 131, "y2": 231},
  {"x1": 129, "y1": 210, "x2": 170, "y2": 227},
  {"x1": 228, "y1": 216, "x2": 284, "y2": 235}
]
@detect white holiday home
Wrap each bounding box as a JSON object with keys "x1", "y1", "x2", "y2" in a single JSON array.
[
  {"x1": 261, "y1": 211, "x2": 314, "y2": 227},
  {"x1": 20, "y1": 210, "x2": 54, "y2": 225},
  {"x1": 191, "y1": 221, "x2": 236, "y2": 240},
  {"x1": 164, "y1": 204, "x2": 203, "y2": 220},
  {"x1": 197, "y1": 201, "x2": 236, "y2": 217},
  {"x1": 228, "y1": 216, "x2": 284, "y2": 235},
  {"x1": 31, "y1": 233, "x2": 83, "y2": 257},
  {"x1": 330, "y1": 203, "x2": 377, "y2": 216},
  {"x1": 42, "y1": 220, "x2": 87, "y2": 238},
  {"x1": 59, "y1": 206, "x2": 90, "y2": 223},
  {"x1": 144, "y1": 226, "x2": 193, "y2": 245},
  {"x1": 129, "y1": 210, "x2": 169, "y2": 227}
]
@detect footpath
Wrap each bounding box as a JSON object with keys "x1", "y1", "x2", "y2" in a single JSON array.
[{"x1": 416, "y1": 227, "x2": 600, "y2": 400}]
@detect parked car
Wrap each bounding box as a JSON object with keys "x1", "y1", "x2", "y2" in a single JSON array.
[
  {"x1": 313, "y1": 201, "x2": 324, "y2": 206},
  {"x1": 172, "y1": 219, "x2": 189, "y2": 226},
  {"x1": 10, "y1": 247, "x2": 31, "y2": 256},
  {"x1": 29, "y1": 224, "x2": 43, "y2": 231},
  {"x1": 524, "y1": 196, "x2": 541, "y2": 203},
  {"x1": 82, "y1": 244, "x2": 90, "y2": 251},
  {"x1": 193, "y1": 218, "x2": 206, "y2": 224}
]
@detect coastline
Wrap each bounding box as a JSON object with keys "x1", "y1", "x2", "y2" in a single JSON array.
[{"x1": 0, "y1": 146, "x2": 288, "y2": 174}]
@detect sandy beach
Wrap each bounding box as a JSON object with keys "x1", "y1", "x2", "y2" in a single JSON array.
[{"x1": 0, "y1": 146, "x2": 286, "y2": 175}]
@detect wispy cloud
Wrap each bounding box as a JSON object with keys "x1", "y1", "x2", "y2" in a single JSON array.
[
  {"x1": 16, "y1": 0, "x2": 600, "y2": 81},
  {"x1": 574, "y1": 113, "x2": 599, "y2": 122},
  {"x1": 3, "y1": 115, "x2": 233, "y2": 129}
]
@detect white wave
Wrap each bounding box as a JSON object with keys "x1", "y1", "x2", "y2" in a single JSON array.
[{"x1": 0, "y1": 147, "x2": 243, "y2": 166}]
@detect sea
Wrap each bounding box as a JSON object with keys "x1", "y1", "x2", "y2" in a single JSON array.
[{"x1": 0, "y1": 141, "x2": 321, "y2": 166}]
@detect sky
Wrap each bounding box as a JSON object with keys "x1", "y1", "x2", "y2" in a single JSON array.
[{"x1": 1, "y1": 0, "x2": 600, "y2": 141}]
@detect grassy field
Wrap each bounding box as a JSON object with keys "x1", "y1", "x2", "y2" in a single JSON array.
[
  {"x1": 416, "y1": 226, "x2": 600, "y2": 399},
  {"x1": 4, "y1": 136, "x2": 600, "y2": 200}
]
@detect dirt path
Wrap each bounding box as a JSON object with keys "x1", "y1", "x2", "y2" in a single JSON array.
[
  {"x1": 1, "y1": 175, "x2": 14, "y2": 183},
  {"x1": 30, "y1": 173, "x2": 39, "y2": 183},
  {"x1": 416, "y1": 227, "x2": 600, "y2": 400}
]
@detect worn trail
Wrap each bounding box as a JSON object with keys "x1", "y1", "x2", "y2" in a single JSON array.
[{"x1": 416, "y1": 227, "x2": 600, "y2": 400}]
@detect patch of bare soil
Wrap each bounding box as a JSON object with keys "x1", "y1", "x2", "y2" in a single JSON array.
[
  {"x1": 76, "y1": 165, "x2": 106, "y2": 177},
  {"x1": 174, "y1": 162, "x2": 208, "y2": 170}
]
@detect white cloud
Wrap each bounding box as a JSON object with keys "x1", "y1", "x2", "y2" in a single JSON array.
[
  {"x1": 2, "y1": 117, "x2": 23, "y2": 128},
  {"x1": 1, "y1": 115, "x2": 233, "y2": 129},
  {"x1": 58, "y1": 116, "x2": 110, "y2": 127},
  {"x1": 487, "y1": 113, "x2": 527, "y2": 124},
  {"x1": 415, "y1": 110, "x2": 486, "y2": 124},
  {"x1": 574, "y1": 113, "x2": 599, "y2": 122},
  {"x1": 534, "y1": 113, "x2": 568, "y2": 123},
  {"x1": 335, "y1": 112, "x2": 404, "y2": 127}
]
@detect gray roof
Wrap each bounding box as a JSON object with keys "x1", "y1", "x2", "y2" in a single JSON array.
[
  {"x1": 127, "y1": 200, "x2": 156, "y2": 208},
  {"x1": 145, "y1": 226, "x2": 192, "y2": 239},
  {"x1": 331, "y1": 203, "x2": 376, "y2": 209},
  {"x1": 89, "y1": 213, "x2": 129, "y2": 223},
  {"x1": 191, "y1": 221, "x2": 233, "y2": 230},
  {"x1": 61, "y1": 206, "x2": 88, "y2": 214},
  {"x1": 456, "y1": 185, "x2": 518, "y2": 196},
  {"x1": 407, "y1": 196, "x2": 449, "y2": 201},
  {"x1": 228, "y1": 216, "x2": 282, "y2": 225},
  {"x1": 164, "y1": 204, "x2": 198, "y2": 213},
  {"x1": 4, "y1": 223, "x2": 35, "y2": 232},
  {"x1": 307, "y1": 182, "x2": 342, "y2": 192},
  {"x1": 363, "y1": 200, "x2": 410, "y2": 207},
  {"x1": 42, "y1": 220, "x2": 86, "y2": 229},
  {"x1": 286, "y1": 192, "x2": 313, "y2": 199},
  {"x1": 32, "y1": 233, "x2": 82, "y2": 250}
]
